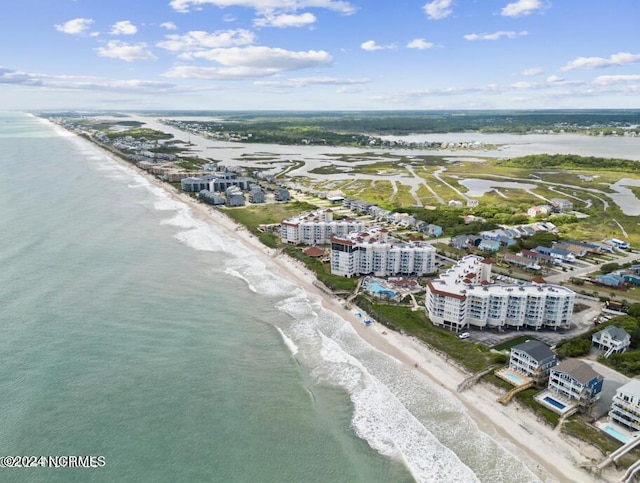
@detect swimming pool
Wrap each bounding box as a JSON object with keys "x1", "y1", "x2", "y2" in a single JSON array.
[
  {"x1": 602, "y1": 424, "x2": 629, "y2": 443},
  {"x1": 368, "y1": 282, "x2": 397, "y2": 298},
  {"x1": 504, "y1": 372, "x2": 524, "y2": 385},
  {"x1": 543, "y1": 396, "x2": 566, "y2": 410}
]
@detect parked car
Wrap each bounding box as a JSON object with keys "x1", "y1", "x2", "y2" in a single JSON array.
[{"x1": 458, "y1": 332, "x2": 470, "y2": 339}]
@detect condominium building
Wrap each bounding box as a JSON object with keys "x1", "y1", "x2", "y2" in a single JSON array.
[
  {"x1": 181, "y1": 172, "x2": 252, "y2": 193},
  {"x1": 609, "y1": 379, "x2": 640, "y2": 432},
  {"x1": 280, "y1": 209, "x2": 364, "y2": 246},
  {"x1": 425, "y1": 255, "x2": 575, "y2": 332},
  {"x1": 330, "y1": 228, "x2": 436, "y2": 278}
]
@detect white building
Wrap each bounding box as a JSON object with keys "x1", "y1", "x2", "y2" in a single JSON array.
[
  {"x1": 592, "y1": 326, "x2": 631, "y2": 358},
  {"x1": 509, "y1": 340, "x2": 557, "y2": 383},
  {"x1": 281, "y1": 209, "x2": 364, "y2": 246},
  {"x1": 609, "y1": 379, "x2": 640, "y2": 432},
  {"x1": 425, "y1": 255, "x2": 575, "y2": 332},
  {"x1": 527, "y1": 205, "x2": 553, "y2": 217},
  {"x1": 330, "y1": 228, "x2": 436, "y2": 278}
]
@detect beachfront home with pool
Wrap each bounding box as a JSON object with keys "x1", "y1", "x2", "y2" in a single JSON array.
[
  {"x1": 609, "y1": 379, "x2": 640, "y2": 432},
  {"x1": 543, "y1": 359, "x2": 604, "y2": 414},
  {"x1": 508, "y1": 340, "x2": 557, "y2": 385}
]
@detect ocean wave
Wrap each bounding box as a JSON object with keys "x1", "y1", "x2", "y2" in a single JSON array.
[
  {"x1": 292, "y1": 319, "x2": 479, "y2": 483},
  {"x1": 223, "y1": 267, "x2": 258, "y2": 293},
  {"x1": 225, "y1": 257, "x2": 300, "y2": 298},
  {"x1": 275, "y1": 326, "x2": 299, "y2": 356}
]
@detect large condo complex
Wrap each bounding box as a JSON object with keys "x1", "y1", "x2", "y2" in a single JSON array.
[
  {"x1": 426, "y1": 255, "x2": 575, "y2": 332},
  {"x1": 280, "y1": 209, "x2": 364, "y2": 246},
  {"x1": 330, "y1": 228, "x2": 436, "y2": 278}
]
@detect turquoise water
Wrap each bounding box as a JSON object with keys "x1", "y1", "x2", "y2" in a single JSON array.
[
  {"x1": 602, "y1": 425, "x2": 629, "y2": 443},
  {"x1": 368, "y1": 283, "x2": 396, "y2": 298},
  {"x1": 0, "y1": 112, "x2": 542, "y2": 482},
  {"x1": 504, "y1": 372, "x2": 524, "y2": 385}
]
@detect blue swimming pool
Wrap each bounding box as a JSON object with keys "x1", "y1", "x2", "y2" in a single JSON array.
[
  {"x1": 504, "y1": 372, "x2": 524, "y2": 385},
  {"x1": 544, "y1": 396, "x2": 566, "y2": 410},
  {"x1": 368, "y1": 283, "x2": 396, "y2": 298},
  {"x1": 602, "y1": 424, "x2": 629, "y2": 443}
]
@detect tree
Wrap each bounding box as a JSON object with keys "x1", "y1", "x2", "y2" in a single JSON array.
[
  {"x1": 627, "y1": 303, "x2": 640, "y2": 319},
  {"x1": 556, "y1": 338, "x2": 591, "y2": 357},
  {"x1": 601, "y1": 262, "x2": 621, "y2": 274}
]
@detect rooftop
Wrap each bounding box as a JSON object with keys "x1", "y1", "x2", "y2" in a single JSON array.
[
  {"x1": 552, "y1": 359, "x2": 602, "y2": 384},
  {"x1": 512, "y1": 340, "x2": 555, "y2": 362}
]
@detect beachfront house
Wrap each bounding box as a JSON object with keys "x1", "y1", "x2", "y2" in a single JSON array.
[
  {"x1": 609, "y1": 379, "x2": 640, "y2": 432},
  {"x1": 198, "y1": 190, "x2": 225, "y2": 206},
  {"x1": 547, "y1": 359, "x2": 603, "y2": 410},
  {"x1": 592, "y1": 326, "x2": 631, "y2": 357},
  {"x1": 509, "y1": 340, "x2": 557, "y2": 385}
]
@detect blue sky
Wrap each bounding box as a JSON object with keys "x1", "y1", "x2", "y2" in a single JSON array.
[{"x1": 1, "y1": 0, "x2": 639, "y2": 110}]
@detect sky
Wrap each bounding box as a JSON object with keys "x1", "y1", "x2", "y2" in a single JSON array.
[{"x1": 1, "y1": 0, "x2": 639, "y2": 111}]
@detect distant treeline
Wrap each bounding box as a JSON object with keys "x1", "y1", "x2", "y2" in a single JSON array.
[
  {"x1": 498, "y1": 154, "x2": 640, "y2": 172},
  {"x1": 149, "y1": 109, "x2": 640, "y2": 135}
]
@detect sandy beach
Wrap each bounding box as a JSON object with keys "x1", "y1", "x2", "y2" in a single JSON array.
[{"x1": 71, "y1": 124, "x2": 621, "y2": 483}]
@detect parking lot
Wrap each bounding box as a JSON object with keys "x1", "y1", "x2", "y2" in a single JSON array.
[{"x1": 466, "y1": 298, "x2": 603, "y2": 348}]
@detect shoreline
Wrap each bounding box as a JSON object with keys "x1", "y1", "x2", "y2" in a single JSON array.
[{"x1": 58, "y1": 120, "x2": 618, "y2": 482}]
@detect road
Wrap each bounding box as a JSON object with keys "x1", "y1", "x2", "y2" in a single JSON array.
[{"x1": 544, "y1": 251, "x2": 640, "y2": 284}]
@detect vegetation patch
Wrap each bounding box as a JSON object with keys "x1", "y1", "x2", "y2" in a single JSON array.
[{"x1": 354, "y1": 295, "x2": 493, "y2": 372}]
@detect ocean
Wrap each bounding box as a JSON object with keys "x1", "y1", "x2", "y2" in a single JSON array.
[{"x1": 0, "y1": 112, "x2": 541, "y2": 482}]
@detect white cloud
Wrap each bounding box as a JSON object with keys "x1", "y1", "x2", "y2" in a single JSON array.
[
  {"x1": 361, "y1": 40, "x2": 382, "y2": 51},
  {"x1": 110, "y1": 20, "x2": 138, "y2": 35},
  {"x1": 0, "y1": 67, "x2": 44, "y2": 86},
  {"x1": 561, "y1": 52, "x2": 640, "y2": 71},
  {"x1": 593, "y1": 74, "x2": 640, "y2": 86},
  {"x1": 521, "y1": 67, "x2": 544, "y2": 76},
  {"x1": 54, "y1": 18, "x2": 94, "y2": 35},
  {"x1": 407, "y1": 38, "x2": 435, "y2": 50},
  {"x1": 423, "y1": 0, "x2": 453, "y2": 20},
  {"x1": 501, "y1": 0, "x2": 545, "y2": 17},
  {"x1": 0, "y1": 67, "x2": 178, "y2": 93},
  {"x1": 360, "y1": 40, "x2": 395, "y2": 51},
  {"x1": 464, "y1": 30, "x2": 527, "y2": 41},
  {"x1": 254, "y1": 12, "x2": 317, "y2": 28},
  {"x1": 157, "y1": 29, "x2": 255, "y2": 54},
  {"x1": 161, "y1": 22, "x2": 178, "y2": 30},
  {"x1": 169, "y1": 0, "x2": 355, "y2": 15},
  {"x1": 546, "y1": 75, "x2": 564, "y2": 83},
  {"x1": 163, "y1": 46, "x2": 332, "y2": 78},
  {"x1": 254, "y1": 76, "x2": 370, "y2": 87},
  {"x1": 96, "y1": 41, "x2": 157, "y2": 61}
]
